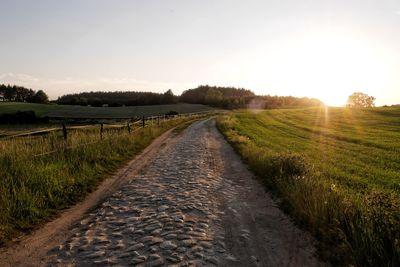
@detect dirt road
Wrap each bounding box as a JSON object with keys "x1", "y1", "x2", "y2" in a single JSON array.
[{"x1": 1, "y1": 119, "x2": 324, "y2": 266}]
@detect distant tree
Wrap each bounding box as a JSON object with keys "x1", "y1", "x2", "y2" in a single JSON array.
[
  {"x1": 180, "y1": 85, "x2": 255, "y2": 108},
  {"x1": 0, "y1": 84, "x2": 49, "y2": 103},
  {"x1": 205, "y1": 88, "x2": 223, "y2": 106},
  {"x1": 57, "y1": 91, "x2": 173, "y2": 106},
  {"x1": 90, "y1": 97, "x2": 103, "y2": 107},
  {"x1": 31, "y1": 90, "x2": 49, "y2": 103},
  {"x1": 4, "y1": 86, "x2": 17, "y2": 101},
  {"x1": 25, "y1": 89, "x2": 36, "y2": 102},
  {"x1": 0, "y1": 85, "x2": 5, "y2": 101},
  {"x1": 346, "y1": 92, "x2": 375, "y2": 108},
  {"x1": 162, "y1": 89, "x2": 177, "y2": 104}
]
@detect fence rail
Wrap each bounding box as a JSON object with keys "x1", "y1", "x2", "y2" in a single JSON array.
[
  {"x1": 0, "y1": 111, "x2": 219, "y2": 140},
  {"x1": 2, "y1": 111, "x2": 220, "y2": 158}
]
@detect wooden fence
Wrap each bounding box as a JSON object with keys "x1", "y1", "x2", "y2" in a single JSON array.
[
  {"x1": 1, "y1": 111, "x2": 219, "y2": 158},
  {"x1": 1, "y1": 111, "x2": 217, "y2": 139}
]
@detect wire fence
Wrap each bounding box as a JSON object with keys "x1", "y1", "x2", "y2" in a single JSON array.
[
  {"x1": 1, "y1": 111, "x2": 215, "y2": 139},
  {"x1": 2, "y1": 111, "x2": 218, "y2": 158}
]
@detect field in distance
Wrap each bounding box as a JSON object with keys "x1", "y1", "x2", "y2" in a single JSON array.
[
  {"x1": 0, "y1": 102, "x2": 217, "y2": 118},
  {"x1": 217, "y1": 106, "x2": 400, "y2": 266}
]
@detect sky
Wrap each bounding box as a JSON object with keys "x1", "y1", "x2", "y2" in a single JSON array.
[{"x1": 0, "y1": 0, "x2": 399, "y2": 106}]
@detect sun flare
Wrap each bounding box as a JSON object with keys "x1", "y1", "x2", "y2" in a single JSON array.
[{"x1": 249, "y1": 28, "x2": 390, "y2": 106}]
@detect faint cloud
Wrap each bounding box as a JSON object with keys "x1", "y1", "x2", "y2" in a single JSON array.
[
  {"x1": 394, "y1": 10, "x2": 400, "y2": 15},
  {"x1": 0, "y1": 72, "x2": 40, "y2": 84}
]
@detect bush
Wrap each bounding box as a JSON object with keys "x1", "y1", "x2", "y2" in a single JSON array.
[
  {"x1": 0, "y1": 111, "x2": 49, "y2": 124},
  {"x1": 165, "y1": 110, "x2": 179, "y2": 116}
]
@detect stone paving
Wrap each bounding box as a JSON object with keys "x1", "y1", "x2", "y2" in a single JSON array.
[{"x1": 49, "y1": 119, "x2": 231, "y2": 266}]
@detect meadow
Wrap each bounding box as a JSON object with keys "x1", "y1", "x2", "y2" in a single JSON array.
[
  {"x1": 217, "y1": 107, "x2": 400, "y2": 266},
  {"x1": 0, "y1": 114, "x2": 208, "y2": 245},
  {"x1": 0, "y1": 102, "x2": 216, "y2": 119}
]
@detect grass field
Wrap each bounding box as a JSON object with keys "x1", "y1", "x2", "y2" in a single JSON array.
[
  {"x1": 0, "y1": 102, "x2": 216, "y2": 118},
  {"x1": 217, "y1": 107, "x2": 400, "y2": 266},
  {"x1": 0, "y1": 115, "x2": 206, "y2": 246}
]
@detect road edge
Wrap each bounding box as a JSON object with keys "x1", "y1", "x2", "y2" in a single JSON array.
[{"x1": 0, "y1": 124, "x2": 183, "y2": 267}]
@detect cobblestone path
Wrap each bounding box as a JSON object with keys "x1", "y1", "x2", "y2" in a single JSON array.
[{"x1": 47, "y1": 119, "x2": 323, "y2": 267}]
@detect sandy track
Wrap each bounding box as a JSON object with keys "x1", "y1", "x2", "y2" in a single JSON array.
[{"x1": 0, "y1": 119, "x2": 325, "y2": 266}]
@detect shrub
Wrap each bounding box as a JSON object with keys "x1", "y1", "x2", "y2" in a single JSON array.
[
  {"x1": 0, "y1": 111, "x2": 49, "y2": 124},
  {"x1": 165, "y1": 110, "x2": 179, "y2": 116}
]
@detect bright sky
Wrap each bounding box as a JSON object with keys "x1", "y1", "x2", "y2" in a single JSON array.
[{"x1": 1, "y1": 0, "x2": 399, "y2": 106}]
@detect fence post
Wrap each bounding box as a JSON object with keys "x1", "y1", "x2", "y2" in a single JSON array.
[
  {"x1": 127, "y1": 122, "x2": 131, "y2": 134},
  {"x1": 100, "y1": 123, "x2": 104, "y2": 140},
  {"x1": 157, "y1": 116, "x2": 160, "y2": 126},
  {"x1": 142, "y1": 116, "x2": 145, "y2": 128},
  {"x1": 62, "y1": 122, "x2": 68, "y2": 147}
]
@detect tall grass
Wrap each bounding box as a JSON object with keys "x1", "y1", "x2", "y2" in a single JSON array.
[
  {"x1": 0, "y1": 117, "x2": 199, "y2": 245},
  {"x1": 217, "y1": 108, "x2": 400, "y2": 266}
]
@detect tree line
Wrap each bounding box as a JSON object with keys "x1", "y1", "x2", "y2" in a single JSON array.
[
  {"x1": 180, "y1": 85, "x2": 322, "y2": 109},
  {"x1": 251, "y1": 95, "x2": 323, "y2": 109},
  {"x1": 0, "y1": 84, "x2": 49, "y2": 103},
  {"x1": 56, "y1": 89, "x2": 177, "y2": 107},
  {"x1": 1, "y1": 83, "x2": 324, "y2": 109},
  {"x1": 180, "y1": 85, "x2": 255, "y2": 109}
]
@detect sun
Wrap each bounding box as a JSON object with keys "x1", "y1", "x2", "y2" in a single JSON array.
[
  {"x1": 250, "y1": 28, "x2": 388, "y2": 107},
  {"x1": 318, "y1": 94, "x2": 348, "y2": 107},
  {"x1": 287, "y1": 32, "x2": 385, "y2": 107}
]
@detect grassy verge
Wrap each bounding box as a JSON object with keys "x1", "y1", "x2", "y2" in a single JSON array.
[
  {"x1": 0, "y1": 116, "x2": 204, "y2": 246},
  {"x1": 216, "y1": 107, "x2": 399, "y2": 266}
]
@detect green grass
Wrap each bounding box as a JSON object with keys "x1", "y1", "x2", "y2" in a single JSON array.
[
  {"x1": 0, "y1": 102, "x2": 216, "y2": 118},
  {"x1": 217, "y1": 107, "x2": 400, "y2": 266},
  {"x1": 0, "y1": 116, "x2": 206, "y2": 246}
]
